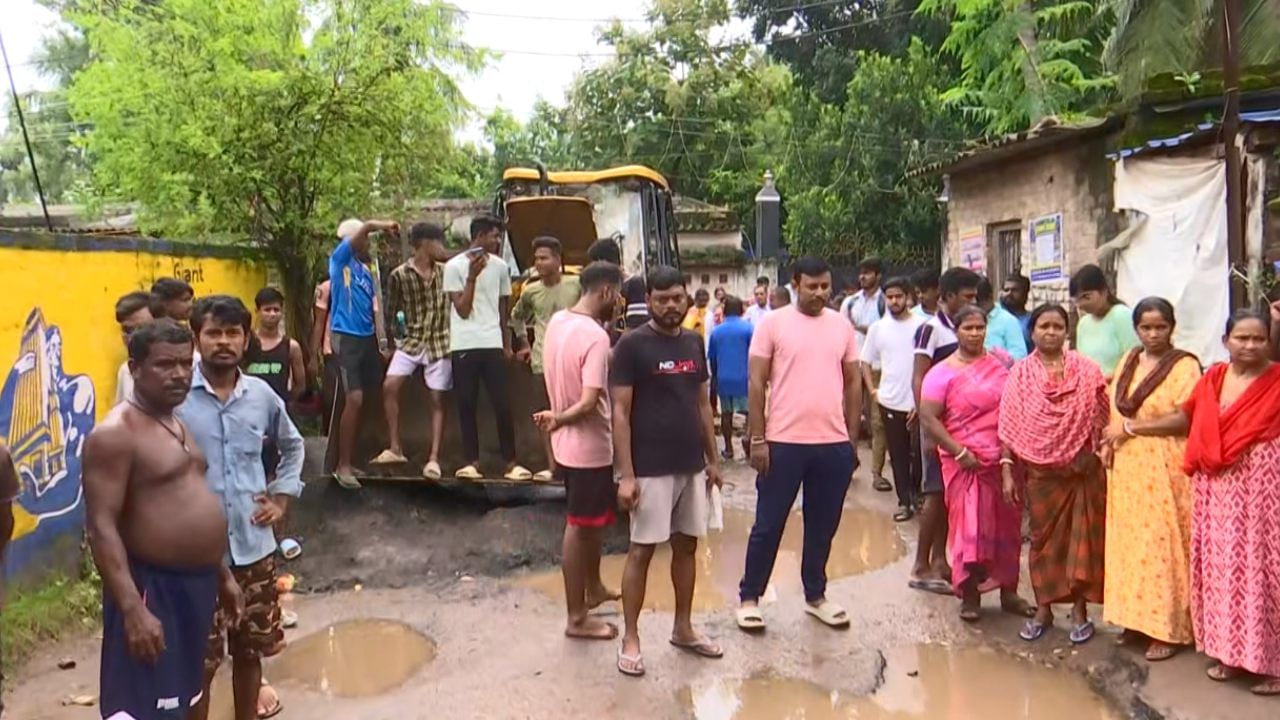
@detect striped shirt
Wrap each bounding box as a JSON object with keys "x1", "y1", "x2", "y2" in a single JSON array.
[{"x1": 386, "y1": 261, "x2": 450, "y2": 360}]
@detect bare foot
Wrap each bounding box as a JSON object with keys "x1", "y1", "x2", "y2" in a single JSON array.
[
  {"x1": 587, "y1": 585, "x2": 621, "y2": 609},
  {"x1": 565, "y1": 617, "x2": 618, "y2": 641},
  {"x1": 1145, "y1": 640, "x2": 1181, "y2": 662},
  {"x1": 1207, "y1": 662, "x2": 1245, "y2": 682},
  {"x1": 999, "y1": 591, "x2": 1036, "y2": 618},
  {"x1": 1251, "y1": 676, "x2": 1280, "y2": 696}
]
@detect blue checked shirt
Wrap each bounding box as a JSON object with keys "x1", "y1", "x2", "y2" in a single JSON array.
[{"x1": 178, "y1": 365, "x2": 304, "y2": 566}]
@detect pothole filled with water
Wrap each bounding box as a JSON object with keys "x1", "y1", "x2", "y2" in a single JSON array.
[
  {"x1": 682, "y1": 644, "x2": 1122, "y2": 719},
  {"x1": 208, "y1": 619, "x2": 436, "y2": 718},
  {"x1": 517, "y1": 506, "x2": 904, "y2": 611}
]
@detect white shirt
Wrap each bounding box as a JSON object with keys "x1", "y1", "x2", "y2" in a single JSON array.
[
  {"x1": 839, "y1": 289, "x2": 884, "y2": 365},
  {"x1": 443, "y1": 252, "x2": 512, "y2": 352},
  {"x1": 861, "y1": 313, "x2": 925, "y2": 412},
  {"x1": 114, "y1": 361, "x2": 133, "y2": 406},
  {"x1": 744, "y1": 303, "x2": 770, "y2": 326}
]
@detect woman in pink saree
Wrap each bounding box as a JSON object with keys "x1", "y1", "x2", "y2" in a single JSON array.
[{"x1": 919, "y1": 305, "x2": 1035, "y2": 621}]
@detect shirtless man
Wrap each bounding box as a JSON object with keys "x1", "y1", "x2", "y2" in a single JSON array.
[{"x1": 84, "y1": 319, "x2": 243, "y2": 720}]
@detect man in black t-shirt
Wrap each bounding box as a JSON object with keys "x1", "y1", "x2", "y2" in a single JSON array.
[{"x1": 611, "y1": 266, "x2": 723, "y2": 677}]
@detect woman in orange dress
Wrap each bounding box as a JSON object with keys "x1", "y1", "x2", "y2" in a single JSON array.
[{"x1": 1099, "y1": 297, "x2": 1200, "y2": 662}]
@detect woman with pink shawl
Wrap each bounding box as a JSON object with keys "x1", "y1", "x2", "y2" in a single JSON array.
[{"x1": 919, "y1": 305, "x2": 1036, "y2": 622}]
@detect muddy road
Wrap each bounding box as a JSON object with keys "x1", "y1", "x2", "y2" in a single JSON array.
[{"x1": 6, "y1": 454, "x2": 1275, "y2": 719}]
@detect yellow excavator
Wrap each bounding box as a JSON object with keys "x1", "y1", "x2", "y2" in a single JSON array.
[{"x1": 335, "y1": 165, "x2": 681, "y2": 488}]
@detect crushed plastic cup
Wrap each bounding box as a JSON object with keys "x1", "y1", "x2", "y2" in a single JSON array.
[{"x1": 279, "y1": 538, "x2": 302, "y2": 560}]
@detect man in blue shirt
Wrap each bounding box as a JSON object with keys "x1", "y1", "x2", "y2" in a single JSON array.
[
  {"x1": 1001, "y1": 273, "x2": 1033, "y2": 352},
  {"x1": 978, "y1": 278, "x2": 1029, "y2": 360},
  {"x1": 329, "y1": 217, "x2": 399, "y2": 488},
  {"x1": 179, "y1": 296, "x2": 303, "y2": 720},
  {"x1": 707, "y1": 294, "x2": 753, "y2": 459}
]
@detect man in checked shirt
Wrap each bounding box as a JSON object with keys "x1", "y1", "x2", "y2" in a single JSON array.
[{"x1": 370, "y1": 222, "x2": 454, "y2": 480}]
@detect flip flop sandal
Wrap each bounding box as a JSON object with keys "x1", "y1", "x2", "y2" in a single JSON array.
[
  {"x1": 505, "y1": 465, "x2": 533, "y2": 481},
  {"x1": 422, "y1": 461, "x2": 442, "y2": 480},
  {"x1": 1019, "y1": 620, "x2": 1049, "y2": 642},
  {"x1": 332, "y1": 472, "x2": 362, "y2": 490},
  {"x1": 670, "y1": 637, "x2": 724, "y2": 659},
  {"x1": 617, "y1": 649, "x2": 645, "y2": 677},
  {"x1": 1250, "y1": 678, "x2": 1280, "y2": 696},
  {"x1": 959, "y1": 606, "x2": 982, "y2": 623},
  {"x1": 872, "y1": 477, "x2": 893, "y2": 492},
  {"x1": 893, "y1": 507, "x2": 914, "y2": 522},
  {"x1": 1069, "y1": 620, "x2": 1096, "y2": 645},
  {"x1": 454, "y1": 464, "x2": 483, "y2": 480},
  {"x1": 736, "y1": 606, "x2": 765, "y2": 632},
  {"x1": 908, "y1": 578, "x2": 953, "y2": 596},
  {"x1": 257, "y1": 683, "x2": 283, "y2": 720},
  {"x1": 1207, "y1": 663, "x2": 1246, "y2": 682},
  {"x1": 1000, "y1": 597, "x2": 1037, "y2": 618},
  {"x1": 1145, "y1": 642, "x2": 1182, "y2": 662},
  {"x1": 804, "y1": 601, "x2": 851, "y2": 628},
  {"x1": 370, "y1": 449, "x2": 408, "y2": 465}
]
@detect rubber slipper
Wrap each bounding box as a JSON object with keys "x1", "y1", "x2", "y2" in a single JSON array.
[
  {"x1": 422, "y1": 461, "x2": 442, "y2": 480},
  {"x1": 736, "y1": 606, "x2": 765, "y2": 632},
  {"x1": 908, "y1": 578, "x2": 953, "y2": 596},
  {"x1": 959, "y1": 606, "x2": 981, "y2": 623},
  {"x1": 1069, "y1": 620, "x2": 1096, "y2": 645},
  {"x1": 1144, "y1": 641, "x2": 1181, "y2": 662},
  {"x1": 1000, "y1": 596, "x2": 1037, "y2": 618},
  {"x1": 454, "y1": 464, "x2": 482, "y2": 480},
  {"x1": 370, "y1": 449, "x2": 407, "y2": 465},
  {"x1": 872, "y1": 477, "x2": 893, "y2": 492},
  {"x1": 1207, "y1": 663, "x2": 1246, "y2": 682},
  {"x1": 1250, "y1": 678, "x2": 1280, "y2": 696},
  {"x1": 804, "y1": 600, "x2": 850, "y2": 628},
  {"x1": 1019, "y1": 619, "x2": 1049, "y2": 642},
  {"x1": 617, "y1": 649, "x2": 645, "y2": 677},
  {"x1": 504, "y1": 464, "x2": 533, "y2": 481},
  {"x1": 670, "y1": 637, "x2": 724, "y2": 659},
  {"x1": 332, "y1": 471, "x2": 361, "y2": 490},
  {"x1": 257, "y1": 683, "x2": 282, "y2": 720},
  {"x1": 892, "y1": 506, "x2": 914, "y2": 522},
  {"x1": 532, "y1": 469, "x2": 553, "y2": 483}
]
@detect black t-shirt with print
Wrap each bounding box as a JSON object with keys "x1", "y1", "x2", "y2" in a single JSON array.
[{"x1": 610, "y1": 323, "x2": 709, "y2": 477}]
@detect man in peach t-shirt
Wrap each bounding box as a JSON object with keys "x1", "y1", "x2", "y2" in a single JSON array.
[
  {"x1": 735, "y1": 256, "x2": 863, "y2": 632},
  {"x1": 534, "y1": 262, "x2": 625, "y2": 643}
]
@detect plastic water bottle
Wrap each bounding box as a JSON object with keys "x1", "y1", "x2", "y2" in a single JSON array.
[{"x1": 394, "y1": 310, "x2": 407, "y2": 340}]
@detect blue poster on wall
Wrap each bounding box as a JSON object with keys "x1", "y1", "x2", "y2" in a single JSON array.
[{"x1": 0, "y1": 308, "x2": 95, "y2": 580}]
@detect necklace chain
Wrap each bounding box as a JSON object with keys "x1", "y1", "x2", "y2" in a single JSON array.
[{"x1": 127, "y1": 399, "x2": 190, "y2": 454}]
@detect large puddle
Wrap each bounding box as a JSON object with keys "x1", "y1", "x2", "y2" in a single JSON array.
[
  {"x1": 207, "y1": 620, "x2": 435, "y2": 719},
  {"x1": 518, "y1": 506, "x2": 904, "y2": 611},
  {"x1": 683, "y1": 644, "x2": 1122, "y2": 719}
]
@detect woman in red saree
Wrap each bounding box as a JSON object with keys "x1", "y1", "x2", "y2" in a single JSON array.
[
  {"x1": 1130, "y1": 309, "x2": 1280, "y2": 695},
  {"x1": 999, "y1": 304, "x2": 1109, "y2": 644},
  {"x1": 919, "y1": 306, "x2": 1035, "y2": 622}
]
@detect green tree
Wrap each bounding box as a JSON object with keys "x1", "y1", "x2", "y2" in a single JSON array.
[
  {"x1": 781, "y1": 40, "x2": 971, "y2": 262},
  {"x1": 918, "y1": 0, "x2": 1114, "y2": 134},
  {"x1": 1105, "y1": 0, "x2": 1280, "y2": 100},
  {"x1": 66, "y1": 0, "x2": 481, "y2": 333}
]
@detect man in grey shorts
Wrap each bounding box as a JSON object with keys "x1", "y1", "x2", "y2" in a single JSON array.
[{"x1": 611, "y1": 267, "x2": 723, "y2": 677}]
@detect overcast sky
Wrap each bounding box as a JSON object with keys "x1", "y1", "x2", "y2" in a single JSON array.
[{"x1": 3, "y1": 0, "x2": 750, "y2": 140}]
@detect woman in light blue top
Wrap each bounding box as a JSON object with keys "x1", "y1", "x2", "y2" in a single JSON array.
[{"x1": 1070, "y1": 264, "x2": 1140, "y2": 379}]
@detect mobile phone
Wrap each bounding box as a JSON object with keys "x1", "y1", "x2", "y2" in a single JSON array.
[{"x1": 467, "y1": 247, "x2": 485, "y2": 258}]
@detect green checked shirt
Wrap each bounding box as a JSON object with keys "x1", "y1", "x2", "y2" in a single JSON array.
[
  {"x1": 387, "y1": 260, "x2": 450, "y2": 360},
  {"x1": 510, "y1": 275, "x2": 581, "y2": 374}
]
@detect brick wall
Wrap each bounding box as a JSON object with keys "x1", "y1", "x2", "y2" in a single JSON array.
[{"x1": 944, "y1": 137, "x2": 1116, "y2": 307}]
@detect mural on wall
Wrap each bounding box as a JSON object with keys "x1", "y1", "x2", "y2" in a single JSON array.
[{"x1": 0, "y1": 308, "x2": 95, "y2": 578}]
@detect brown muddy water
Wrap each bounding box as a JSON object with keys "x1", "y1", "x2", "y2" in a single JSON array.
[
  {"x1": 207, "y1": 620, "x2": 435, "y2": 719},
  {"x1": 516, "y1": 506, "x2": 905, "y2": 611},
  {"x1": 683, "y1": 644, "x2": 1122, "y2": 720}
]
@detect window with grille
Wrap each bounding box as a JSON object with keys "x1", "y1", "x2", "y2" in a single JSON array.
[{"x1": 989, "y1": 222, "x2": 1023, "y2": 288}]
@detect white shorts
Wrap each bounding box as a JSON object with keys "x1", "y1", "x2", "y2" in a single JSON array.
[
  {"x1": 629, "y1": 473, "x2": 708, "y2": 545},
  {"x1": 386, "y1": 349, "x2": 453, "y2": 391}
]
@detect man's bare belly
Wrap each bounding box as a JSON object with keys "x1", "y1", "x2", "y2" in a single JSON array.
[{"x1": 121, "y1": 475, "x2": 228, "y2": 569}]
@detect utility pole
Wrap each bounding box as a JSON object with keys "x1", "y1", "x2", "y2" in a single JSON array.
[
  {"x1": 0, "y1": 29, "x2": 53, "y2": 232},
  {"x1": 1222, "y1": 0, "x2": 1245, "y2": 307}
]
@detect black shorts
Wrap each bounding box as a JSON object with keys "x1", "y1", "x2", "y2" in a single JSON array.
[
  {"x1": 559, "y1": 465, "x2": 616, "y2": 528},
  {"x1": 531, "y1": 373, "x2": 550, "y2": 412},
  {"x1": 332, "y1": 332, "x2": 382, "y2": 393},
  {"x1": 921, "y1": 427, "x2": 943, "y2": 495}
]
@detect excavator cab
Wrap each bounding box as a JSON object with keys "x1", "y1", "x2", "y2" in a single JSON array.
[{"x1": 333, "y1": 166, "x2": 680, "y2": 488}]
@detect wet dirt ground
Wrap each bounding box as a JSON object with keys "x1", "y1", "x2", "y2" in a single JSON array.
[{"x1": 5, "y1": 450, "x2": 1276, "y2": 719}]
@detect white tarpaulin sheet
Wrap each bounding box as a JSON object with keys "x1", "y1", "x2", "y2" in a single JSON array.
[{"x1": 1113, "y1": 156, "x2": 1229, "y2": 365}]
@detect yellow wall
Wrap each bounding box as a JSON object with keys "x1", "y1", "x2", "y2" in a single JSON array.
[{"x1": 0, "y1": 238, "x2": 267, "y2": 582}]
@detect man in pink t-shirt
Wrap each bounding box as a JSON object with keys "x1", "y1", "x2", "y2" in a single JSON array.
[
  {"x1": 534, "y1": 262, "x2": 624, "y2": 642},
  {"x1": 735, "y1": 256, "x2": 862, "y2": 633}
]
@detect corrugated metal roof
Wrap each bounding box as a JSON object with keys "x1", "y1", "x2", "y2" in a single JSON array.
[{"x1": 1108, "y1": 107, "x2": 1280, "y2": 159}]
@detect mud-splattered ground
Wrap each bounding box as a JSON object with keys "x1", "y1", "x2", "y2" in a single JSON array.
[{"x1": 6, "y1": 453, "x2": 1276, "y2": 719}]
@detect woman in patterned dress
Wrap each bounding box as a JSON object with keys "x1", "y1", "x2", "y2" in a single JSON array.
[
  {"x1": 1131, "y1": 309, "x2": 1280, "y2": 695},
  {"x1": 998, "y1": 304, "x2": 1110, "y2": 644},
  {"x1": 1098, "y1": 298, "x2": 1200, "y2": 662}
]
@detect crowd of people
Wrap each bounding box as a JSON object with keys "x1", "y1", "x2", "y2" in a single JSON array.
[{"x1": 22, "y1": 210, "x2": 1275, "y2": 719}]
